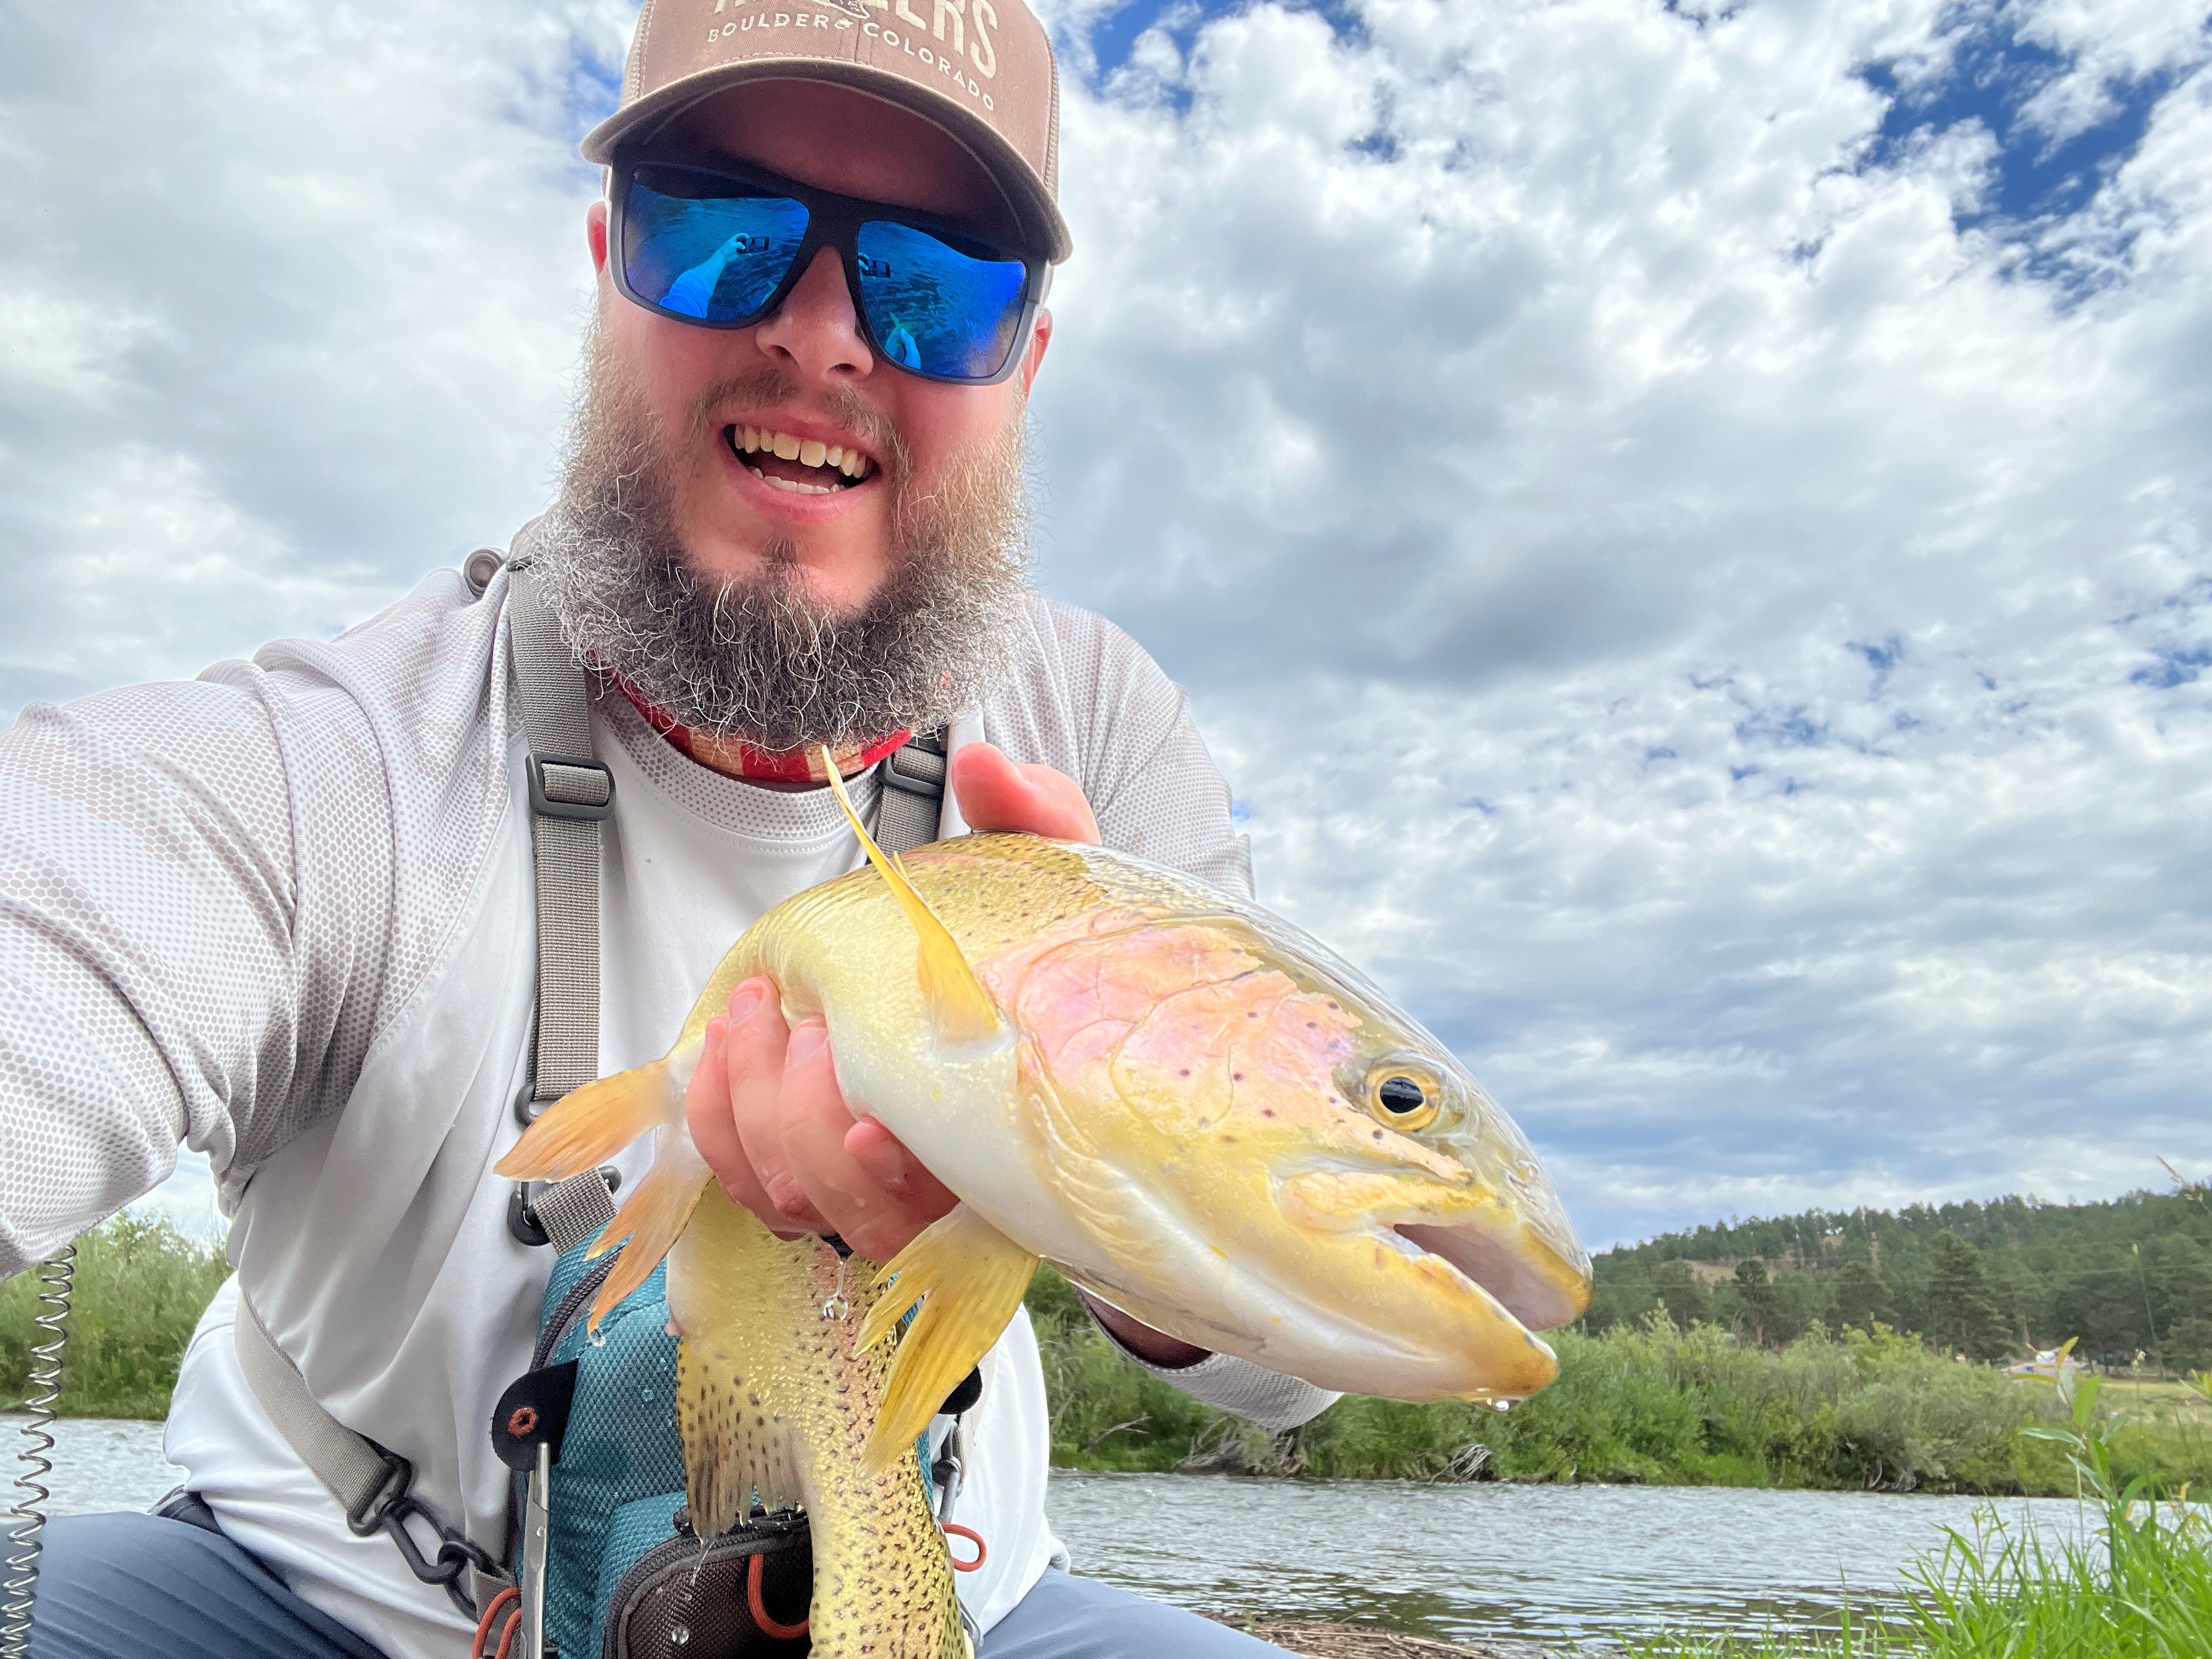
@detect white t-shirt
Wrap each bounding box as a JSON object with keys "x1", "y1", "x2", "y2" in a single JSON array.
[{"x1": 0, "y1": 559, "x2": 1330, "y2": 1659}]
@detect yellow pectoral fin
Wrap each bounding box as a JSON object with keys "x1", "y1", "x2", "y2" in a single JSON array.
[
  {"x1": 494, "y1": 1053, "x2": 683, "y2": 1182},
  {"x1": 858, "y1": 1205, "x2": 1039, "y2": 1471},
  {"x1": 819, "y1": 747, "x2": 1003, "y2": 1049}
]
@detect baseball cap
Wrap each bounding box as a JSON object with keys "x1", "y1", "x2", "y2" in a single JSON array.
[{"x1": 583, "y1": 0, "x2": 1073, "y2": 263}]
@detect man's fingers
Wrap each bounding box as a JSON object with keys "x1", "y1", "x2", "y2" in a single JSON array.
[
  {"x1": 723, "y1": 978, "x2": 823, "y2": 1238},
  {"x1": 777, "y1": 1029, "x2": 959, "y2": 1261},
  {"x1": 774, "y1": 1020, "x2": 870, "y2": 1220},
  {"x1": 683, "y1": 1017, "x2": 749, "y2": 1194},
  {"x1": 713, "y1": 986, "x2": 961, "y2": 1261},
  {"x1": 951, "y1": 742, "x2": 1100, "y2": 844},
  {"x1": 845, "y1": 1118, "x2": 959, "y2": 1217}
]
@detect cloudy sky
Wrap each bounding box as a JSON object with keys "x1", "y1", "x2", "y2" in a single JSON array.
[{"x1": 4, "y1": 0, "x2": 2208, "y2": 1251}]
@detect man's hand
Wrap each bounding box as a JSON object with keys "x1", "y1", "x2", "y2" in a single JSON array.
[{"x1": 684, "y1": 742, "x2": 1095, "y2": 1266}]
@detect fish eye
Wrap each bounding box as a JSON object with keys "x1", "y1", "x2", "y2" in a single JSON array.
[{"x1": 1365, "y1": 1068, "x2": 1440, "y2": 1132}]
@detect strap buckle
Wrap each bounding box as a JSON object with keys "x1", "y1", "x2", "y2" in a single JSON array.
[
  {"x1": 527, "y1": 753, "x2": 614, "y2": 821},
  {"x1": 346, "y1": 1443, "x2": 506, "y2": 1617},
  {"x1": 882, "y1": 731, "x2": 947, "y2": 798}
]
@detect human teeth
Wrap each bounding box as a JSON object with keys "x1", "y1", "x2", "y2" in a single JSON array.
[
  {"x1": 732, "y1": 425, "x2": 867, "y2": 484},
  {"x1": 759, "y1": 473, "x2": 833, "y2": 495}
]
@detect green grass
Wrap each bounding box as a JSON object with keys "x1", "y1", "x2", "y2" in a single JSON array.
[
  {"x1": 1626, "y1": 1369, "x2": 2212, "y2": 1658},
  {"x1": 0, "y1": 1212, "x2": 229, "y2": 1418}
]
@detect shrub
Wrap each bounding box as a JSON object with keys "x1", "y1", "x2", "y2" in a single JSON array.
[{"x1": 0, "y1": 1212, "x2": 228, "y2": 1418}]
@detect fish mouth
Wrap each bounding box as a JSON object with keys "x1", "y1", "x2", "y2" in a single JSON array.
[{"x1": 1395, "y1": 1223, "x2": 1589, "y2": 1332}]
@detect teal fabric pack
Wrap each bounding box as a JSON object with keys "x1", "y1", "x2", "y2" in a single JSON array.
[{"x1": 526, "y1": 1240, "x2": 687, "y2": 1659}]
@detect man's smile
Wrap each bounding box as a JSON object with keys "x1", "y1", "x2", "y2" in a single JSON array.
[{"x1": 726, "y1": 422, "x2": 879, "y2": 495}]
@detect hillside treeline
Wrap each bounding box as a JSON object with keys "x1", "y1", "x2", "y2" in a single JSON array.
[{"x1": 1584, "y1": 1185, "x2": 2212, "y2": 1368}]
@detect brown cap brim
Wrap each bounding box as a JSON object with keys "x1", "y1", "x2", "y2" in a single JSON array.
[{"x1": 582, "y1": 60, "x2": 1073, "y2": 264}]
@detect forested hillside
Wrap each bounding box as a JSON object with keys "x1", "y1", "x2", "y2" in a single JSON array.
[{"x1": 1584, "y1": 1179, "x2": 2212, "y2": 1368}]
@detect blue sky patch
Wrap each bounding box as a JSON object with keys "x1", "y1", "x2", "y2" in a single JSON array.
[
  {"x1": 565, "y1": 32, "x2": 625, "y2": 139},
  {"x1": 1859, "y1": 6, "x2": 2199, "y2": 240},
  {"x1": 1079, "y1": 0, "x2": 1365, "y2": 80},
  {"x1": 2132, "y1": 645, "x2": 2212, "y2": 690}
]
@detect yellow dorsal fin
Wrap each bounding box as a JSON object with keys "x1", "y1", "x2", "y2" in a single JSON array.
[
  {"x1": 857, "y1": 1204, "x2": 1039, "y2": 1472},
  {"x1": 820, "y1": 745, "x2": 1003, "y2": 1048}
]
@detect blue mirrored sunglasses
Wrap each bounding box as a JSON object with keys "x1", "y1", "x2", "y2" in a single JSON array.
[{"x1": 610, "y1": 157, "x2": 1047, "y2": 387}]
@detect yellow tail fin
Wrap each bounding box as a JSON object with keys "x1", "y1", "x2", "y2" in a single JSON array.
[
  {"x1": 820, "y1": 746, "x2": 1003, "y2": 1049},
  {"x1": 858, "y1": 1205, "x2": 1039, "y2": 1470}
]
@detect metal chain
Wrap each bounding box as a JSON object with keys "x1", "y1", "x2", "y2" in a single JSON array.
[{"x1": 1, "y1": 1246, "x2": 76, "y2": 1659}]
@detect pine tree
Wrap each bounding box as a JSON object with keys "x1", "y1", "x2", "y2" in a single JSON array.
[
  {"x1": 1927, "y1": 1230, "x2": 2010, "y2": 1360},
  {"x1": 1733, "y1": 1257, "x2": 1780, "y2": 1347},
  {"x1": 1653, "y1": 1260, "x2": 1708, "y2": 1330},
  {"x1": 1831, "y1": 1260, "x2": 1888, "y2": 1331}
]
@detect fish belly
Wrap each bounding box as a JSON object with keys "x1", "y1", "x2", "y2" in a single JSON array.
[{"x1": 669, "y1": 1190, "x2": 967, "y2": 1659}]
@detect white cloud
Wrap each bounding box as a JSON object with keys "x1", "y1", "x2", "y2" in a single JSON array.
[
  {"x1": 1031, "y1": 0, "x2": 2212, "y2": 1244},
  {"x1": 2015, "y1": 0, "x2": 2211, "y2": 146},
  {"x1": 4, "y1": 0, "x2": 2208, "y2": 1251}
]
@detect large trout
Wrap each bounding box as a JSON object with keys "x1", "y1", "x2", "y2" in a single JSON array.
[{"x1": 498, "y1": 763, "x2": 1592, "y2": 1657}]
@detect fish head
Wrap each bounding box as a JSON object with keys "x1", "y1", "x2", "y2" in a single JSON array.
[{"x1": 981, "y1": 882, "x2": 1592, "y2": 1405}]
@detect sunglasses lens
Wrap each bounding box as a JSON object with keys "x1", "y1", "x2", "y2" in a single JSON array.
[
  {"x1": 854, "y1": 221, "x2": 1030, "y2": 381},
  {"x1": 623, "y1": 165, "x2": 809, "y2": 325}
]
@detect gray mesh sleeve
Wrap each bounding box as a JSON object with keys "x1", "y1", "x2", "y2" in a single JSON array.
[
  {"x1": 0, "y1": 681, "x2": 305, "y2": 1274},
  {"x1": 1108, "y1": 1339, "x2": 1341, "y2": 1433},
  {"x1": 0, "y1": 568, "x2": 514, "y2": 1277}
]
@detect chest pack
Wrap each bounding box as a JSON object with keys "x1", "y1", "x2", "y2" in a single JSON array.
[{"x1": 234, "y1": 551, "x2": 966, "y2": 1659}]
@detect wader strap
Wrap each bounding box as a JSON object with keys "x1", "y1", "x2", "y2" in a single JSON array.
[
  {"x1": 234, "y1": 1296, "x2": 396, "y2": 1521},
  {"x1": 234, "y1": 1295, "x2": 503, "y2": 1616},
  {"x1": 505, "y1": 556, "x2": 611, "y2": 1109},
  {"x1": 878, "y1": 727, "x2": 948, "y2": 856},
  {"x1": 529, "y1": 1170, "x2": 619, "y2": 1254}
]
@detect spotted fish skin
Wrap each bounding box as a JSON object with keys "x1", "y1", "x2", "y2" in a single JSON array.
[{"x1": 669, "y1": 1188, "x2": 967, "y2": 1659}]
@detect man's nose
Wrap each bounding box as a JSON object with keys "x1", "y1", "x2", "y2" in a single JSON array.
[{"x1": 752, "y1": 246, "x2": 875, "y2": 385}]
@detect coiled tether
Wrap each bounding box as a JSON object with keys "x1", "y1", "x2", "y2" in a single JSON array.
[{"x1": 1, "y1": 1245, "x2": 76, "y2": 1659}]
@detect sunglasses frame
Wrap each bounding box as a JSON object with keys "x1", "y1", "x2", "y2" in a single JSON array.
[{"x1": 606, "y1": 151, "x2": 1049, "y2": 388}]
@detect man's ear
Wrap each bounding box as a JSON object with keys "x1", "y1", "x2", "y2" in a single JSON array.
[
  {"x1": 586, "y1": 199, "x2": 611, "y2": 275},
  {"x1": 1018, "y1": 306, "x2": 1052, "y2": 397}
]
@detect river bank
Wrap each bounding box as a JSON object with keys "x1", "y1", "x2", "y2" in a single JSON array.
[
  {"x1": 9, "y1": 1220, "x2": 2210, "y2": 1502},
  {"x1": 1026, "y1": 1267, "x2": 2212, "y2": 1498}
]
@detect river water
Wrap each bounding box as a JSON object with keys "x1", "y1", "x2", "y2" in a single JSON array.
[{"x1": 6, "y1": 1417, "x2": 2095, "y2": 1647}]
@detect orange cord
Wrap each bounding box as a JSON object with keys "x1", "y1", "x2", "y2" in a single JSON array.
[
  {"x1": 491, "y1": 1608, "x2": 522, "y2": 1659},
  {"x1": 471, "y1": 1587, "x2": 520, "y2": 1659},
  {"x1": 942, "y1": 1522, "x2": 986, "y2": 1572},
  {"x1": 747, "y1": 1551, "x2": 810, "y2": 1640}
]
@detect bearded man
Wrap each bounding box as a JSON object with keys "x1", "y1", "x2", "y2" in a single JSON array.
[{"x1": 2, "y1": 4, "x2": 1333, "y2": 1659}]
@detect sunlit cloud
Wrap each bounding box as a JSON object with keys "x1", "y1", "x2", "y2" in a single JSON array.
[{"x1": 4, "y1": 0, "x2": 2207, "y2": 1250}]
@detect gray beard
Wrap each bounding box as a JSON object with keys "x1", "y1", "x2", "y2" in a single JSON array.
[{"x1": 532, "y1": 326, "x2": 1032, "y2": 753}]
